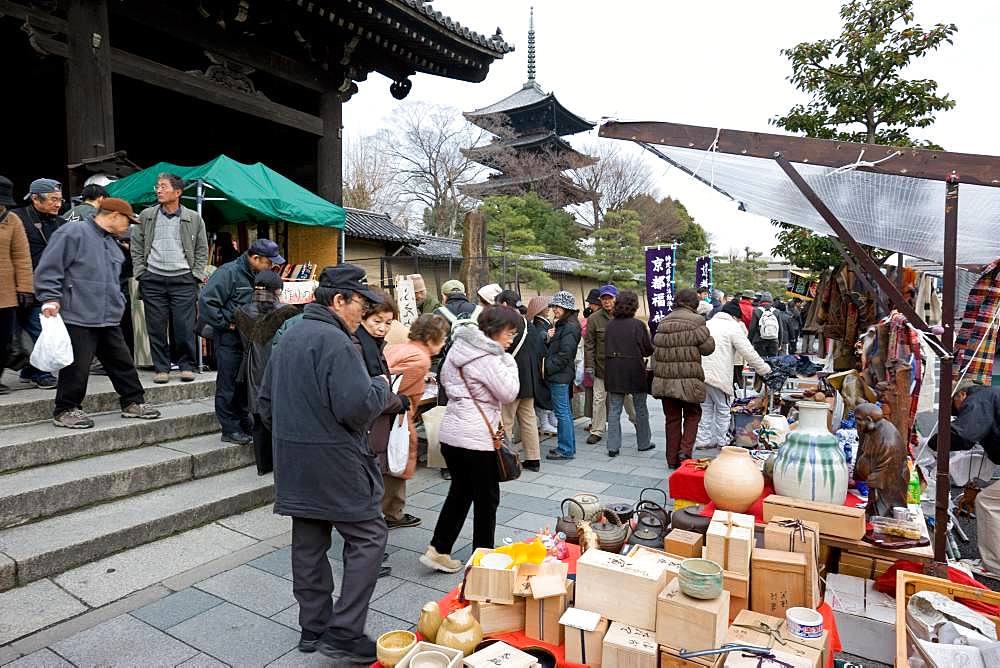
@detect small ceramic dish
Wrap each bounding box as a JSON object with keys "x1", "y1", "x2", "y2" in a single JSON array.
[
  {"x1": 678, "y1": 558, "x2": 723, "y2": 599},
  {"x1": 479, "y1": 552, "x2": 513, "y2": 570},
  {"x1": 786, "y1": 606, "x2": 824, "y2": 638},
  {"x1": 409, "y1": 649, "x2": 452, "y2": 668},
  {"x1": 376, "y1": 630, "x2": 417, "y2": 667}
]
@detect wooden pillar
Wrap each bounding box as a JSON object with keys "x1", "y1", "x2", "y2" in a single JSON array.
[
  {"x1": 460, "y1": 210, "x2": 489, "y2": 296},
  {"x1": 318, "y1": 90, "x2": 343, "y2": 204},
  {"x1": 65, "y1": 0, "x2": 115, "y2": 175}
]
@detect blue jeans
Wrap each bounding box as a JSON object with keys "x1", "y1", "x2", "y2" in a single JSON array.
[
  {"x1": 608, "y1": 392, "x2": 651, "y2": 453},
  {"x1": 550, "y1": 383, "x2": 575, "y2": 456}
]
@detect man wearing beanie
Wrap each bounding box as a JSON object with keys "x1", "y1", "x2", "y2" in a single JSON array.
[{"x1": 407, "y1": 273, "x2": 440, "y2": 315}]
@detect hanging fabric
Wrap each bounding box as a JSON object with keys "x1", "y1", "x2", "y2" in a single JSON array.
[
  {"x1": 914, "y1": 273, "x2": 942, "y2": 326},
  {"x1": 954, "y1": 257, "x2": 1000, "y2": 385}
]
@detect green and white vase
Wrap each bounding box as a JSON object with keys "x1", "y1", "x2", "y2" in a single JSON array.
[{"x1": 772, "y1": 401, "x2": 848, "y2": 504}]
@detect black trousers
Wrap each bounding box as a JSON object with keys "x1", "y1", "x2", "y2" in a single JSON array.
[
  {"x1": 55, "y1": 324, "x2": 145, "y2": 415},
  {"x1": 291, "y1": 516, "x2": 387, "y2": 640},
  {"x1": 431, "y1": 443, "x2": 500, "y2": 554},
  {"x1": 139, "y1": 272, "x2": 198, "y2": 373},
  {"x1": 214, "y1": 328, "x2": 250, "y2": 434},
  {"x1": 0, "y1": 307, "x2": 14, "y2": 374},
  {"x1": 252, "y1": 413, "x2": 273, "y2": 475}
]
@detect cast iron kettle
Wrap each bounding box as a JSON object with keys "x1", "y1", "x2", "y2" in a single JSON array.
[
  {"x1": 556, "y1": 498, "x2": 586, "y2": 544},
  {"x1": 591, "y1": 508, "x2": 629, "y2": 554},
  {"x1": 634, "y1": 488, "x2": 671, "y2": 528},
  {"x1": 627, "y1": 509, "x2": 667, "y2": 549}
]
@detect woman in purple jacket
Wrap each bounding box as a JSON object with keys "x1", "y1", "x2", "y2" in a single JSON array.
[{"x1": 420, "y1": 306, "x2": 521, "y2": 573}]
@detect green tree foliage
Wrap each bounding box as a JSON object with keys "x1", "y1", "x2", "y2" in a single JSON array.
[
  {"x1": 586, "y1": 209, "x2": 644, "y2": 286},
  {"x1": 712, "y1": 248, "x2": 772, "y2": 299},
  {"x1": 515, "y1": 192, "x2": 584, "y2": 258},
  {"x1": 481, "y1": 196, "x2": 553, "y2": 291},
  {"x1": 771, "y1": 0, "x2": 956, "y2": 269},
  {"x1": 623, "y1": 194, "x2": 709, "y2": 288}
]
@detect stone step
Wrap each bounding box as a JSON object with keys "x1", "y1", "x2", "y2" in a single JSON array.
[
  {"x1": 0, "y1": 434, "x2": 253, "y2": 529},
  {"x1": 0, "y1": 398, "x2": 218, "y2": 474},
  {"x1": 0, "y1": 466, "x2": 274, "y2": 591},
  {"x1": 0, "y1": 370, "x2": 216, "y2": 427}
]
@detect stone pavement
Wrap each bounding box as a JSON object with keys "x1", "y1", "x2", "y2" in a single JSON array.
[{"x1": 1, "y1": 403, "x2": 674, "y2": 667}]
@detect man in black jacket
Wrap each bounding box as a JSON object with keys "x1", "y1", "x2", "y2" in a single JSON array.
[
  {"x1": 14, "y1": 178, "x2": 65, "y2": 388},
  {"x1": 199, "y1": 239, "x2": 283, "y2": 445},
  {"x1": 258, "y1": 264, "x2": 390, "y2": 664},
  {"x1": 930, "y1": 380, "x2": 1000, "y2": 574}
]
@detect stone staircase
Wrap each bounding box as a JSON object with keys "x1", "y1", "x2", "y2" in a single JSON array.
[{"x1": 0, "y1": 371, "x2": 274, "y2": 593}]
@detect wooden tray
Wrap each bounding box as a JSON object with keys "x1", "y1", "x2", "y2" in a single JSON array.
[{"x1": 894, "y1": 570, "x2": 1000, "y2": 665}]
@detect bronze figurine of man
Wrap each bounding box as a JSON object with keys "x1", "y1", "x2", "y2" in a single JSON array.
[{"x1": 854, "y1": 402, "x2": 909, "y2": 518}]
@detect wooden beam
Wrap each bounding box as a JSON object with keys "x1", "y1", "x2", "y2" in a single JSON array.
[
  {"x1": 600, "y1": 120, "x2": 1000, "y2": 188},
  {"x1": 64, "y1": 0, "x2": 115, "y2": 169},
  {"x1": 35, "y1": 36, "x2": 323, "y2": 136},
  {"x1": 110, "y1": 2, "x2": 338, "y2": 93},
  {"x1": 317, "y1": 90, "x2": 343, "y2": 203}
]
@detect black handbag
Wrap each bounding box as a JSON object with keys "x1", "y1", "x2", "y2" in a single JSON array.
[{"x1": 458, "y1": 368, "x2": 521, "y2": 482}]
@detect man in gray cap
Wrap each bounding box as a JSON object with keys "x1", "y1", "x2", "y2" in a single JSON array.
[
  {"x1": 258, "y1": 264, "x2": 390, "y2": 663},
  {"x1": 13, "y1": 178, "x2": 65, "y2": 389}
]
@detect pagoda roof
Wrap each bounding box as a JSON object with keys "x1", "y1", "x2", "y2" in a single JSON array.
[
  {"x1": 461, "y1": 132, "x2": 597, "y2": 170},
  {"x1": 459, "y1": 172, "x2": 595, "y2": 206},
  {"x1": 465, "y1": 82, "x2": 594, "y2": 136}
]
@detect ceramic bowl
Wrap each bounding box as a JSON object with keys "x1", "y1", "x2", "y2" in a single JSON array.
[
  {"x1": 678, "y1": 558, "x2": 723, "y2": 599},
  {"x1": 376, "y1": 630, "x2": 417, "y2": 668},
  {"x1": 786, "y1": 606, "x2": 824, "y2": 639},
  {"x1": 523, "y1": 646, "x2": 557, "y2": 668},
  {"x1": 410, "y1": 649, "x2": 452, "y2": 668}
]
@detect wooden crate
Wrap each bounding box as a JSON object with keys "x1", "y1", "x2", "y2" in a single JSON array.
[
  {"x1": 660, "y1": 647, "x2": 722, "y2": 667},
  {"x1": 664, "y1": 529, "x2": 704, "y2": 558},
  {"x1": 470, "y1": 598, "x2": 525, "y2": 635},
  {"x1": 724, "y1": 610, "x2": 825, "y2": 668},
  {"x1": 762, "y1": 495, "x2": 865, "y2": 540},
  {"x1": 562, "y1": 610, "x2": 609, "y2": 667},
  {"x1": 750, "y1": 548, "x2": 807, "y2": 618},
  {"x1": 525, "y1": 579, "x2": 573, "y2": 645},
  {"x1": 895, "y1": 570, "x2": 1000, "y2": 666},
  {"x1": 603, "y1": 621, "x2": 658, "y2": 668},
  {"x1": 627, "y1": 544, "x2": 684, "y2": 585},
  {"x1": 656, "y1": 578, "x2": 729, "y2": 654},
  {"x1": 763, "y1": 517, "x2": 820, "y2": 608},
  {"x1": 463, "y1": 547, "x2": 517, "y2": 604},
  {"x1": 706, "y1": 522, "x2": 752, "y2": 575},
  {"x1": 576, "y1": 548, "x2": 668, "y2": 630}
]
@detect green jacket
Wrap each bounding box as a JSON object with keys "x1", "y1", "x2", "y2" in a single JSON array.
[
  {"x1": 584, "y1": 308, "x2": 613, "y2": 378},
  {"x1": 132, "y1": 204, "x2": 209, "y2": 281},
  {"x1": 419, "y1": 294, "x2": 442, "y2": 315}
]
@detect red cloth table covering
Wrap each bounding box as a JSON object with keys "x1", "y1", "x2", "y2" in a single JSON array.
[
  {"x1": 372, "y1": 543, "x2": 842, "y2": 668},
  {"x1": 668, "y1": 459, "x2": 714, "y2": 504}
]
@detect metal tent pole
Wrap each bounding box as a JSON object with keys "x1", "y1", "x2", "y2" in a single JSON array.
[
  {"x1": 196, "y1": 179, "x2": 205, "y2": 373},
  {"x1": 934, "y1": 177, "x2": 959, "y2": 570}
]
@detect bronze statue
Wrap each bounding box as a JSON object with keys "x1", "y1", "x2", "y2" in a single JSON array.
[{"x1": 854, "y1": 403, "x2": 909, "y2": 518}]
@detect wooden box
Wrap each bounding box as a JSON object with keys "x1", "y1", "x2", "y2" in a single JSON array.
[
  {"x1": 837, "y1": 553, "x2": 875, "y2": 579},
  {"x1": 464, "y1": 548, "x2": 517, "y2": 604},
  {"x1": 397, "y1": 641, "x2": 464, "y2": 668},
  {"x1": 603, "y1": 621, "x2": 657, "y2": 668},
  {"x1": 576, "y1": 548, "x2": 668, "y2": 630},
  {"x1": 463, "y1": 640, "x2": 538, "y2": 668},
  {"x1": 470, "y1": 598, "x2": 525, "y2": 635},
  {"x1": 722, "y1": 569, "x2": 749, "y2": 600},
  {"x1": 656, "y1": 578, "x2": 730, "y2": 654},
  {"x1": 710, "y1": 510, "x2": 755, "y2": 529},
  {"x1": 513, "y1": 560, "x2": 569, "y2": 598},
  {"x1": 626, "y1": 544, "x2": 684, "y2": 585},
  {"x1": 525, "y1": 579, "x2": 573, "y2": 645},
  {"x1": 763, "y1": 516, "x2": 820, "y2": 608},
  {"x1": 561, "y1": 608, "x2": 609, "y2": 667},
  {"x1": 724, "y1": 610, "x2": 824, "y2": 668},
  {"x1": 729, "y1": 595, "x2": 748, "y2": 623},
  {"x1": 705, "y1": 522, "x2": 752, "y2": 575},
  {"x1": 664, "y1": 529, "x2": 704, "y2": 558},
  {"x1": 660, "y1": 647, "x2": 723, "y2": 667},
  {"x1": 750, "y1": 548, "x2": 807, "y2": 618},
  {"x1": 762, "y1": 495, "x2": 865, "y2": 540}
]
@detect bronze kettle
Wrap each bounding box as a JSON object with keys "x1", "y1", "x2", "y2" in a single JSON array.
[
  {"x1": 627, "y1": 509, "x2": 667, "y2": 549},
  {"x1": 591, "y1": 508, "x2": 629, "y2": 554}
]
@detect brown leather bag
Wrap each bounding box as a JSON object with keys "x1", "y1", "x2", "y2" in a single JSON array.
[{"x1": 458, "y1": 368, "x2": 521, "y2": 482}]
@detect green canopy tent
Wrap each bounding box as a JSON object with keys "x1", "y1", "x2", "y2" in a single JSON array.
[{"x1": 106, "y1": 154, "x2": 346, "y2": 257}]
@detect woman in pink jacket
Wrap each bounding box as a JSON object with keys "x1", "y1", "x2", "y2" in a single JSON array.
[{"x1": 420, "y1": 306, "x2": 521, "y2": 573}]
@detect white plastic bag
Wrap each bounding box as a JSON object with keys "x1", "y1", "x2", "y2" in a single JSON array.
[
  {"x1": 29, "y1": 313, "x2": 74, "y2": 372},
  {"x1": 387, "y1": 375, "x2": 409, "y2": 476}
]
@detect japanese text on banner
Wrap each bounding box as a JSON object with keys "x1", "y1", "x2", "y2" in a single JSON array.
[
  {"x1": 645, "y1": 246, "x2": 676, "y2": 333},
  {"x1": 695, "y1": 256, "x2": 713, "y2": 292}
]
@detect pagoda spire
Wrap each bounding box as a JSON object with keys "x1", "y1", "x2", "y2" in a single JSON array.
[{"x1": 526, "y1": 7, "x2": 536, "y2": 83}]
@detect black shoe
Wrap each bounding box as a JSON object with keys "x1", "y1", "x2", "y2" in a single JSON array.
[
  {"x1": 523, "y1": 459, "x2": 540, "y2": 472},
  {"x1": 386, "y1": 513, "x2": 422, "y2": 529},
  {"x1": 383, "y1": 552, "x2": 389, "y2": 562},
  {"x1": 607, "y1": 450, "x2": 619, "y2": 458},
  {"x1": 299, "y1": 630, "x2": 322, "y2": 653},
  {"x1": 440, "y1": 468, "x2": 451, "y2": 480},
  {"x1": 221, "y1": 432, "x2": 252, "y2": 445},
  {"x1": 379, "y1": 565, "x2": 392, "y2": 578},
  {"x1": 586, "y1": 434, "x2": 602, "y2": 444},
  {"x1": 546, "y1": 451, "x2": 574, "y2": 460},
  {"x1": 318, "y1": 635, "x2": 377, "y2": 664},
  {"x1": 34, "y1": 374, "x2": 58, "y2": 389},
  {"x1": 638, "y1": 444, "x2": 655, "y2": 452}
]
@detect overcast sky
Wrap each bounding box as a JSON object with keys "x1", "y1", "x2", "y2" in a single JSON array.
[{"x1": 342, "y1": 1, "x2": 998, "y2": 257}]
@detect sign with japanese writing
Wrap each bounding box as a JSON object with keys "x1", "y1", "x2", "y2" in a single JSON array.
[
  {"x1": 695, "y1": 255, "x2": 713, "y2": 292},
  {"x1": 645, "y1": 245, "x2": 676, "y2": 333},
  {"x1": 394, "y1": 275, "x2": 419, "y2": 326}
]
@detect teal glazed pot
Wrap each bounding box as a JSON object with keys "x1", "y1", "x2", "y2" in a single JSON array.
[
  {"x1": 678, "y1": 558, "x2": 723, "y2": 599},
  {"x1": 772, "y1": 401, "x2": 849, "y2": 504}
]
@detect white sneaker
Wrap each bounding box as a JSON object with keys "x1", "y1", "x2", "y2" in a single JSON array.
[{"x1": 419, "y1": 546, "x2": 463, "y2": 573}]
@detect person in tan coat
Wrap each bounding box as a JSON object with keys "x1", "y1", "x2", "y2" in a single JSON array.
[
  {"x1": 0, "y1": 176, "x2": 34, "y2": 394},
  {"x1": 383, "y1": 314, "x2": 449, "y2": 528},
  {"x1": 652, "y1": 288, "x2": 715, "y2": 467}
]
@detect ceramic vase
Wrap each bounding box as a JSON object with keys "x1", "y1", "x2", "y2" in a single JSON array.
[
  {"x1": 435, "y1": 605, "x2": 482, "y2": 656},
  {"x1": 772, "y1": 401, "x2": 849, "y2": 504},
  {"x1": 416, "y1": 601, "x2": 442, "y2": 641},
  {"x1": 704, "y1": 446, "x2": 765, "y2": 512}
]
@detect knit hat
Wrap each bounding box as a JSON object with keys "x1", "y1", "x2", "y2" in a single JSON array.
[
  {"x1": 760, "y1": 291, "x2": 774, "y2": 304},
  {"x1": 441, "y1": 279, "x2": 465, "y2": 296},
  {"x1": 549, "y1": 291, "x2": 577, "y2": 311},
  {"x1": 406, "y1": 274, "x2": 426, "y2": 292},
  {"x1": 0, "y1": 175, "x2": 14, "y2": 207},
  {"x1": 478, "y1": 283, "x2": 503, "y2": 304},
  {"x1": 721, "y1": 299, "x2": 743, "y2": 319},
  {"x1": 526, "y1": 295, "x2": 551, "y2": 321},
  {"x1": 585, "y1": 288, "x2": 602, "y2": 306},
  {"x1": 741, "y1": 290, "x2": 755, "y2": 299}
]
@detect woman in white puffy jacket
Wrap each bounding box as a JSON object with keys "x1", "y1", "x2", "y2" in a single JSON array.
[
  {"x1": 420, "y1": 306, "x2": 521, "y2": 573},
  {"x1": 696, "y1": 300, "x2": 772, "y2": 449}
]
